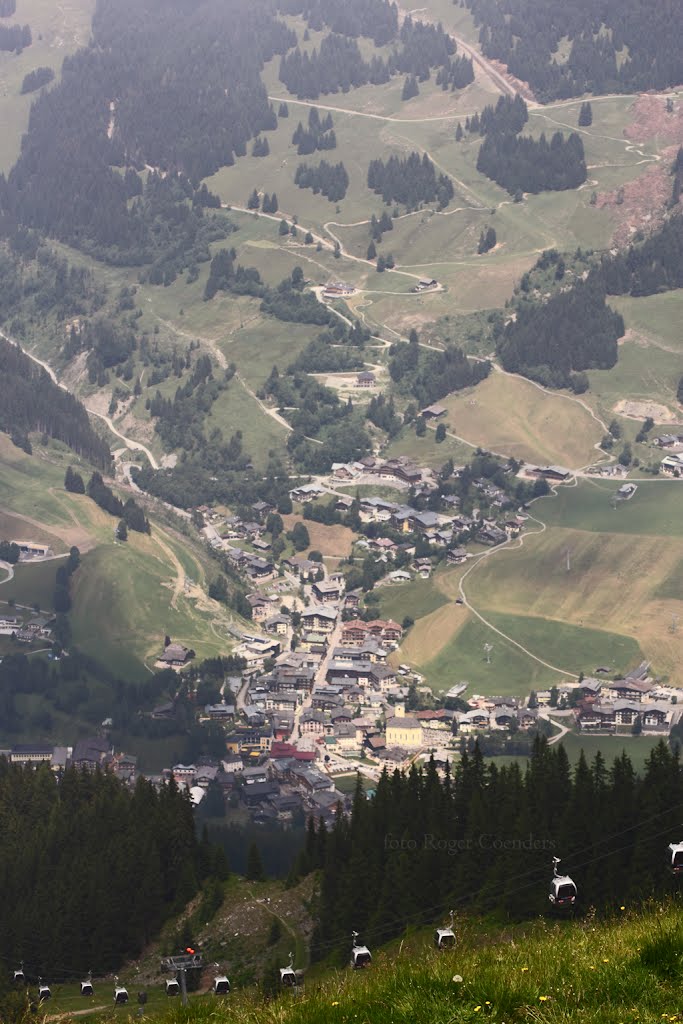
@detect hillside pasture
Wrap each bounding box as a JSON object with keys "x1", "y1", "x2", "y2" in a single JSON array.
[
  {"x1": 465, "y1": 522, "x2": 682, "y2": 679},
  {"x1": 438, "y1": 370, "x2": 603, "y2": 468}
]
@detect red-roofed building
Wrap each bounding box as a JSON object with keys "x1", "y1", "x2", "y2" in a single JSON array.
[{"x1": 269, "y1": 742, "x2": 317, "y2": 762}]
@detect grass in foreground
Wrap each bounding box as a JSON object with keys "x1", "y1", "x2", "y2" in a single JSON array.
[{"x1": 74, "y1": 900, "x2": 683, "y2": 1024}]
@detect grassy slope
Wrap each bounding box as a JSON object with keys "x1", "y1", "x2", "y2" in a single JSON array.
[
  {"x1": 88, "y1": 902, "x2": 683, "y2": 1024},
  {"x1": 439, "y1": 371, "x2": 602, "y2": 468},
  {"x1": 0, "y1": 435, "x2": 241, "y2": 678}
]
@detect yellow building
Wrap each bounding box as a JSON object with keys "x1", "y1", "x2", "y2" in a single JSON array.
[{"x1": 386, "y1": 704, "x2": 423, "y2": 750}]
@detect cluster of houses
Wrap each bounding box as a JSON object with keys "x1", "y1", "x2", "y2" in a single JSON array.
[
  {"x1": 0, "y1": 613, "x2": 54, "y2": 644},
  {"x1": 566, "y1": 667, "x2": 676, "y2": 733},
  {"x1": 0, "y1": 737, "x2": 137, "y2": 778}
]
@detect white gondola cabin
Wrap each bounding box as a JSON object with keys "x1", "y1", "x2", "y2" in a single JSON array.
[
  {"x1": 165, "y1": 978, "x2": 180, "y2": 996},
  {"x1": 13, "y1": 965, "x2": 25, "y2": 985},
  {"x1": 668, "y1": 842, "x2": 683, "y2": 875},
  {"x1": 213, "y1": 974, "x2": 230, "y2": 995},
  {"x1": 548, "y1": 857, "x2": 577, "y2": 908},
  {"x1": 38, "y1": 981, "x2": 51, "y2": 1001},
  {"x1": 351, "y1": 931, "x2": 372, "y2": 969},
  {"x1": 280, "y1": 953, "x2": 298, "y2": 987},
  {"x1": 113, "y1": 977, "x2": 129, "y2": 1004},
  {"x1": 434, "y1": 911, "x2": 456, "y2": 949},
  {"x1": 80, "y1": 977, "x2": 94, "y2": 997}
]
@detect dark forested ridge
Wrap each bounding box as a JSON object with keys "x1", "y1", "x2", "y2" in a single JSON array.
[
  {"x1": 0, "y1": 762, "x2": 212, "y2": 975},
  {"x1": 305, "y1": 740, "x2": 683, "y2": 962},
  {"x1": 0, "y1": 336, "x2": 111, "y2": 466},
  {"x1": 463, "y1": 0, "x2": 683, "y2": 101},
  {"x1": 0, "y1": 0, "x2": 293, "y2": 263}
]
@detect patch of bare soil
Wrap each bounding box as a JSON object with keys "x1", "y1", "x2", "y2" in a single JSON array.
[
  {"x1": 596, "y1": 148, "x2": 679, "y2": 247},
  {"x1": 624, "y1": 94, "x2": 683, "y2": 144},
  {"x1": 614, "y1": 398, "x2": 681, "y2": 424},
  {"x1": 487, "y1": 58, "x2": 536, "y2": 103}
]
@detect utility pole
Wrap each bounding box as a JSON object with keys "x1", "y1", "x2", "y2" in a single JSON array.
[{"x1": 180, "y1": 969, "x2": 188, "y2": 1007}]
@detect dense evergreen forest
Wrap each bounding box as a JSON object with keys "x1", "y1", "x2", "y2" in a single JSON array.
[
  {"x1": 0, "y1": 21, "x2": 29, "y2": 50},
  {"x1": 0, "y1": 337, "x2": 111, "y2": 466},
  {"x1": 368, "y1": 153, "x2": 454, "y2": 209},
  {"x1": 498, "y1": 273, "x2": 623, "y2": 388},
  {"x1": 389, "y1": 330, "x2": 491, "y2": 404},
  {"x1": 278, "y1": 9, "x2": 471, "y2": 100},
  {"x1": 477, "y1": 131, "x2": 586, "y2": 195},
  {"x1": 500, "y1": 216, "x2": 682, "y2": 390},
  {"x1": 463, "y1": 0, "x2": 683, "y2": 100},
  {"x1": 0, "y1": 0, "x2": 293, "y2": 264},
  {"x1": 0, "y1": 0, "x2": 17, "y2": 17},
  {"x1": 304, "y1": 740, "x2": 683, "y2": 962},
  {"x1": 599, "y1": 214, "x2": 683, "y2": 297},
  {"x1": 0, "y1": 762, "x2": 218, "y2": 977}
]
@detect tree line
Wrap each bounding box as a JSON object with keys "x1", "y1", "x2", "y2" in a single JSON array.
[
  {"x1": 85, "y1": 471, "x2": 150, "y2": 533},
  {"x1": 0, "y1": 762, "x2": 218, "y2": 980},
  {"x1": 368, "y1": 152, "x2": 454, "y2": 209},
  {"x1": 300, "y1": 739, "x2": 683, "y2": 962},
  {"x1": 0, "y1": 337, "x2": 111, "y2": 467}
]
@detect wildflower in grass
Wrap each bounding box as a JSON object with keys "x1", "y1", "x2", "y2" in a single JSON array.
[
  {"x1": 452, "y1": 975, "x2": 463, "y2": 983},
  {"x1": 521, "y1": 966, "x2": 529, "y2": 972},
  {"x1": 620, "y1": 906, "x2": 625, "y2": 911},
  {"x1": 332, "y1": 1001, "x2": 339, "y2": 1006},
  {"x1": 474, "y1": 1006, "x2": 481, "y2": 1012},
  {"x1": 539, "y1": 996, "x2": 550, "y2": 1002},
  {"x1": 603, "y1": 958, "x2": 609, "y2": 963}
]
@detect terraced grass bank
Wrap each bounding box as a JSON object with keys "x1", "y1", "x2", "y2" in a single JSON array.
[{"x1": 99, "y1": 902, "x2": 683, "y2": 1024}]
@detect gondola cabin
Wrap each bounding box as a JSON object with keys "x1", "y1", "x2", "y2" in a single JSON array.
[
  {"x1": 13, "y1": 966, "x2": 25, "y2": 985},
  {"x1": 351, "y1": 936, "x2": 372, "y2": 969},
  {"x1": 80, "y1": 980, "x2": 94, "y2": 997},
  {"x1": 213, "y1": 975, "x2": 230, "y2": 995},
  {"x1": 280, "y1": 965, "x2": 297, "y2": 987},
  {"x1": 549, "y1": 858, "x2": 577, "y2": 908},
  {"x1": 165, "y1": 979, "x2": 180, "y2": 996},
  {"x1": 38, "y1": 982, "x2": 51, "y2": 1002},
  {"x1": 114, "y1": 982, "x2": 129, "y2": 1004},
  {"x1": 668, "y1": 842, "x2": 683, "y2": 875},
  {"x1": 434, "y1": 927, "x2": 456, "y2": 949}
]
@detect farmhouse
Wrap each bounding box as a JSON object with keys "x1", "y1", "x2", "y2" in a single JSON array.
[
  {"x1": 530, "y1": 465, "x2": 572, "y2": 482},
  {"x1": 289, "y1": 482, "x2": 326, "y2": 503},
  {"x1": 158, "y1": 642, "x2": 194, "y2": 667},
  {"x1": 421, "y1": 404, "x2": 446, "y2": 419},
  {"x1": 356, "y1": 371, "x2": 376, "y2": 388},
  {"x1": 660, "y1": 454, "x2": 683, "y2": 475}
]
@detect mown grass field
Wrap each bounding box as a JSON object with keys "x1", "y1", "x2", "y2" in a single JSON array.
[{"x1": 439, "y1": 370, "x2": 603, "y2": 468}]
